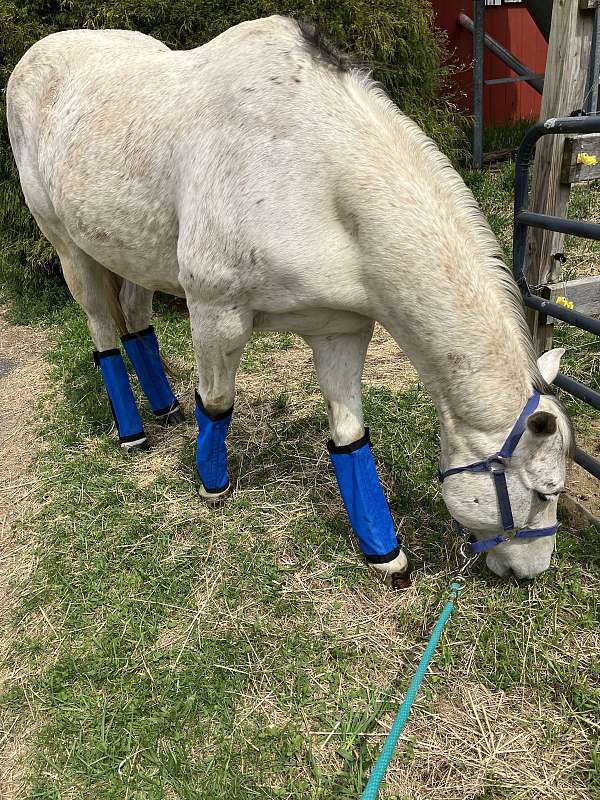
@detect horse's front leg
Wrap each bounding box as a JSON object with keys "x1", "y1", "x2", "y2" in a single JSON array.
[
  {"x1": 185, "y1": 297, "x2": 253, "y2": 505},
  {"x1": 305, "y1": 326, "x2": 409, "y2": 586}
]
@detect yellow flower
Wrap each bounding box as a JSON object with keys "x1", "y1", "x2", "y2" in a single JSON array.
[{"x1": 555, "y1": 295, "x2": 574, "y2": 310}]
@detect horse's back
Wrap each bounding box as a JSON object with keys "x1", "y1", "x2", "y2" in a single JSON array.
[
  {"x1": 7, "y1": 17, "x2": 357, "y2": 288},
  {"x1": 7, "y1": 28, "x2": 169, "y2": 146},
  {"x1": 7, "y1": 16, "x2": 303, "y2": 173},
  {"x1": 6, "y1": 16, "x2": 415, "y2": 305}
]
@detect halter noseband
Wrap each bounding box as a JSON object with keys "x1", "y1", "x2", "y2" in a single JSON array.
[{"x1": 437, "y1": 390, "x2": 559, "y2": 554}]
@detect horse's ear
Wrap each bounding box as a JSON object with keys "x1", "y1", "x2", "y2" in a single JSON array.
[
  {"x1": 527, "y1": 410, "x2": 557, "y2": 436},
  {"x1": 537, "y1": 348, "x2": 565, "y2": 384}
]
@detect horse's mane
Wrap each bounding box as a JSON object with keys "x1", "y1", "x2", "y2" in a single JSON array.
[
  {"x1": 297, "y1": 17, "x2": 574, "y2": 453},
  {"x1": 297, "y1": 18, "x2": 355, "y2": 72},
  {"x1": 297, "y1": 18, "x2": 546, "y2": 387}
]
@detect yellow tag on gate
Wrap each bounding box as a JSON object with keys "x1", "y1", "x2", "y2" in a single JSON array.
[
  {"x1": 577, "y1": 152, "x2": 598, "y2": 167},
  {"x1": 555, "y1": 295, "x2": 574, "y2": 310}
]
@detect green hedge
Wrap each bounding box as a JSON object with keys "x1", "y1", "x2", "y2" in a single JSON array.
[{"x1": 0, "y1": 0, "x2": 467, "y2": 292}]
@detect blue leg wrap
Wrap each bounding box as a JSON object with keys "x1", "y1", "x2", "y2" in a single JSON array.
[
  {"x1": 195, "y1": 390, "x2": 232, "y2": 493},
  {"x1": 121, "y1": 326, "x2": 180, "y2": 418},
  {"x1": 94, "y1": 349, "x2": 146, "y2": 447},
  {"x1": 328, "y1": 429, "x2": 400, "y2": 563}
]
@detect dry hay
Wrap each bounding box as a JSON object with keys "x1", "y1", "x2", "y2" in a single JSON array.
[
  {"x1": 0, "y1": 309, "x2": 51, "y2": 800},
  {"x1": 279, "y1": 568, "x2": 594, "y2": 799},
  {"x1": 238, "y1": 322, "x2": 418, "y2": 402},
  {"x1": 367, "y1": 682, "x2": 592, "y2": 799},
  {"x1": 182, "y1": 573, "x2": 597, "y2": 798},
  {"x1": 157, "y1": 556, "x2": 598, "y2": 798}
]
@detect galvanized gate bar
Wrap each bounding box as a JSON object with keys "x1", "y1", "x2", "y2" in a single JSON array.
[
  {"x1": 485, "y1": 75, "x2": 545, "y2": 86},
  {"x1": 472, "y1": 0, "x2": 485, "y2": 170},
  {"x1": 513, "y1": 114, "x2": 600, "y2": 481},
  {"x1": 524, "y1": 293, "x2": 600, "y2": 335},
  {"x1": 584, "y1": 6, "x2": 600, "y2": 114},
  {"x1": 574, "y1": 447, "x2": 600, "y2": 480},
  {"x1": 553, "y1": 372, "x2": 600, "y2": 410},
  {"x1": 459, "y1": 12, "x2": 545, "y2": 94},
  {"x1": 516, "y1": 210, "x2": 600, "y2": 240},
  {"x1": 513, "y1": 116, "x2": 600, "y2": 291}
]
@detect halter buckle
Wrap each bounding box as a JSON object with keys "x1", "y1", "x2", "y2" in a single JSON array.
[{"x1": 487, "y1": 455, "x2": 507, "y2": 473}]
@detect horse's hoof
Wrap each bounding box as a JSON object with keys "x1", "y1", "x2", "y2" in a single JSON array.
[
  {"x1": 390, "y1": 568, "x2": 412, "y2": 590},
  {"x1": 371, "y1": 550, "x2": 409, "y2": 587},
  {"x1": 158, "y1": 406, "x2": 184, "y2": 427},
  {"x1": 120, "y1": 437, "x2": 149, "y2": 454},
  {"x1": 199, "y1": 482, "x2": 232, "y2": 507}
]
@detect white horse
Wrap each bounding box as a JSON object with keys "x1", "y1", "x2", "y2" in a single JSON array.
[{"x1": 7, "y1": 16, "x2": 573, "y2": 582}]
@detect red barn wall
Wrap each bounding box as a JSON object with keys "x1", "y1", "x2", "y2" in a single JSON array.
[{"x1": 431, "y1": 2, "x2": 547, "y2": 125}]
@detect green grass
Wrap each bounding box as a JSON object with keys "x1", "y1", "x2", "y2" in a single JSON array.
[
  {"x1": 2, "y1": 130, "x2": 600, "y2": 798},
  {"x1": 482, "y1": 119, "x2": 536, "y2": 155},
  {"x1": 2, "y1": 293, "x2": 599, "y2": 798}
]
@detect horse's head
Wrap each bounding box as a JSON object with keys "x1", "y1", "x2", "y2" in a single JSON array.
[{"x1": 440, "y1": 348, "x2": 574, "y2": 579}]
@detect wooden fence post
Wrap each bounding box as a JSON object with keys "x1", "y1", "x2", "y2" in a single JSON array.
[{"x1": 525, "y1": 0, "x2": 595, "y2": 354}]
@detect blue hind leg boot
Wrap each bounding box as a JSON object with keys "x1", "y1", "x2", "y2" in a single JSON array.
[
  {"x1": 328, "y1": 429, "x2": 404, "y2": 569},
  {"x1": 195, "y1": 390, "x2": 233, "y2": 501},
  {"x1": 94, "y1": 349, "x2": 147, "y2": 451},
  {"x1": 121, "y1": 326, "x2": 182, "y2": 425}
]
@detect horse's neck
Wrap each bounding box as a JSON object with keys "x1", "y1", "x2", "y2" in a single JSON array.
[
  {"x1": 349, "y1": 112, "x2": 537, "y2": 457},
  {"x1": 376, "y1": 233, "x2": 534, "y2": 461},
  {"x1": 386, "y1": 313, "x2": 532, "y2": 462}
]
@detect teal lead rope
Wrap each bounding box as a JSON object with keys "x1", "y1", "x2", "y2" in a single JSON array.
[{"x1": 361, "y1": 580, "x2": 465, "y2": 800}]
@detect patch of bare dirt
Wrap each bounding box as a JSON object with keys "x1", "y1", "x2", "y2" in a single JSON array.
[
  {"x1": 0, "y1": 310, "x2": 50, "y2": 800},
  {"x1": 238, "y1": 323, "x2": 418, "y2": 409},
  {"x1": 363, "y1": 323, "x2": 419, "y2": 389},
  {"x1": 566, "y1": 464, "x2": 600, "y2": 521}
]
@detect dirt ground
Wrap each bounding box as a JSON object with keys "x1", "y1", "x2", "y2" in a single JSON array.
[{"x1": 0, "y1": 311, "x2": 52, "y2": 799}]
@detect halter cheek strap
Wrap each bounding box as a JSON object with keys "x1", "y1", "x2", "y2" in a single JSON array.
[{"x1": 438, "y1": 391, "x2": 559, "y2": 553}]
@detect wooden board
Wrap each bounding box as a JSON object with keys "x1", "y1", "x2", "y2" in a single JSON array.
[
  {"x1": 525, "y1": 0, "x2": 595, "y2": 353},
  {"x1": 561, "y1": 134, "x2": 600, "y2": 182},
  {"x1": 542, "y1": 275, "x2": 600, "y2": 320},
  {"x1": 483, "y1": 146, "x2": 517, "y2": 164}
]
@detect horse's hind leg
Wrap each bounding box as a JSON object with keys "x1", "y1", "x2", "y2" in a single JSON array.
[
  {"x1": 305, "y1": 325, "x2": 409, "y2": 586},
  {"x1": 119, "y1": 281, "x2": 183, "y2": 426},
  {"x1": 52, "y1": 240, "x2": 148, "y2": 451},
  {"x1": 186, "y1": 297, "x2": 253, "y2": 505}
]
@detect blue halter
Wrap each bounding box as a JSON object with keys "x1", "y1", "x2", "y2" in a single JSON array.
[{"x1": 438, "y1": 390, "x2": 559, "y2": 554}]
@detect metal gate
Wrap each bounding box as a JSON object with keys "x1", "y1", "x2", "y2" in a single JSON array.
[{"x1": 513, "y1": 114, "x2": 600, "y2": 480}]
